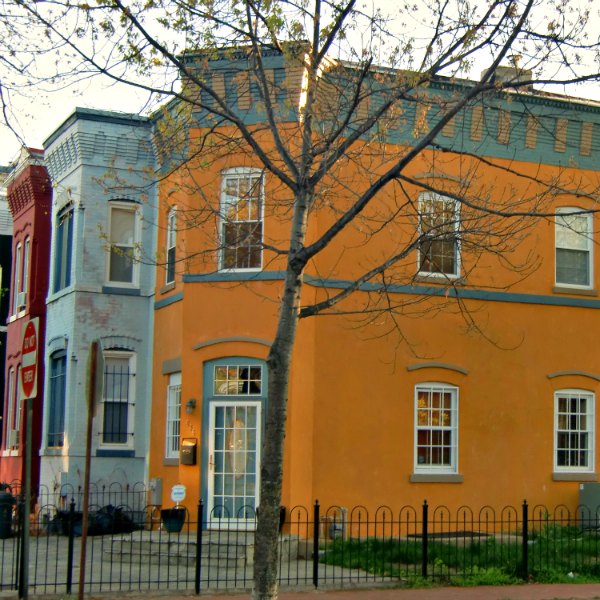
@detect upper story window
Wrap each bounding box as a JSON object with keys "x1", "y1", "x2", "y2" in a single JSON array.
[
  {"x1": 21, "y1": 238, "x2": 30, "y2": 308},
  {"x1": 555, "y1": 207, "x2": 592, "y2": 288},
  {"x1": 107, "y1": 202, "x2": 140, "y2": 286},
  {"x1": 418, "y1": 192, "x2": 460, "y2": 277},
  {"x1": 414, "y1": 383, "x2": 459, "y2": 474},
  {"x1": 54, "y1": 206, "x2": 74, "y2": 293},
  {"x1": 12, "y1": 242, "x2": 22, "y2": 315},
  {"x1": 166, "y1": 208, "x2": 177, "y2": 284},
  {"x1": 13, "y1": 237, "x2": 30, "y2": 314},
  {"x1": 219, "y1": 169, "x2": 263, "y2": 271},
  {"x1": 554, "y1": 389, "x2": 594, "y2": 472}
]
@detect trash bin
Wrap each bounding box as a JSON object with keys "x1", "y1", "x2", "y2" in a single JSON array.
[{"x1": 0, "y1": 488, "x2": 15, "y2": 539}]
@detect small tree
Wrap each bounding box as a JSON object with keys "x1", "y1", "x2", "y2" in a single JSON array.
[{"x1": 3, "y1": 1, "x2": 600, "y2": 598}]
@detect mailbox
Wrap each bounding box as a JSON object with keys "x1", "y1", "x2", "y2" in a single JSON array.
[{"x1": 180, "y1": 438, "x2": 197, "y2": 465}]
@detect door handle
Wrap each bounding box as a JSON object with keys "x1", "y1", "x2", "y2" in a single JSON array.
[{"x1": 209, "y1": 454, "x2": 214, "y2": 470}]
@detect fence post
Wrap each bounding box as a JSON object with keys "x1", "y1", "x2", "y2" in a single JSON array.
[
  {"x1": 195, "y1": 500, "x2": 203, "y2": 595},
  {"x1": 521, "y1": 500, "x2": 528, "y2": 580},
  {"x1": 421, "y1": 500, "x2": 428, "y2": 579},
  {"x1": 312, "y1": 500, "x2": 320, "y2": 588},
  {"x1": 66, "y1": 498, "x2": 76, "y2": 595},
  {"x1": 14, "y1": 496, "x2": 22, "y2": 591},
  {"x1": 17, "y1": 495, "x2": 24, "y2": 597}
]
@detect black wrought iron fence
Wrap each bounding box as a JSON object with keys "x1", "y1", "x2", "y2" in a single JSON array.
[{"x1": 1, "y1": 495, "x2": 600, "y2": 596}]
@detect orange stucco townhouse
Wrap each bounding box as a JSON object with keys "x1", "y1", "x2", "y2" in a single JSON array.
[{"x1": 148, "y1": 48, "x2": 600, "y2": 527}]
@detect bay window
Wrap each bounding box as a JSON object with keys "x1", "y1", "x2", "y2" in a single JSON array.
[
  {"x1": 219, "y1": 169, "x2": 263, "y2": 271},
  {"x1": 555, "y1": 207, "x2": 592, "y2": 288},
  {"x1": 418, "y1": 192, "x2": 460, "y2": 277}
]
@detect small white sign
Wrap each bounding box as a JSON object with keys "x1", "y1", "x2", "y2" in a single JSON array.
[{"x1": 171, "y1": 484, "x2": 186, "y2": 503}]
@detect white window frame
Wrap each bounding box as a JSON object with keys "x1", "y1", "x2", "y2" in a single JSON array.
[
  {"x1": 213, "y1": 364, "x2": 263, "y2": 396},
  {"x1": 417, "y1": 192, "x2": 460, "y2": 278},
  {"x1": 555, "y1": 207, "x2": 593, "y2": 289},
  {"x1": 12, "y1": 242, "x2": 22, "y2": 315},
  {"x1": 106, "y1": 202, "x2": 141, "y2": 287},
  {"x1": 554, "y1": 389, "x2": 595, "y2": 473},
  {"x1": 165, "y1": 372, "x2": 181, "y2": 459},
  {"x1": 166, "y1": 207, "x2": 177, "y2": 284},
  {"x1": 414, "y1": 383, "x2": 459, "y2": 474},
  {"x1": 219, "y1": 168, "x2": 264, "y2": 272},
  {"x1": 101, "y1": 350, "x2": 136, "y2": 448}
]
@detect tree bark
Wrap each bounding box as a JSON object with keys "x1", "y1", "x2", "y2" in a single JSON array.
[{"x1": 253, "y1": 191, "x2": 309, "y2": 599}]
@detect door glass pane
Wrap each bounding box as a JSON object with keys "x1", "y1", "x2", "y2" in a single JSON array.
[{"x1": 210, "y1": 403, "x2": 259, "y2": 525}]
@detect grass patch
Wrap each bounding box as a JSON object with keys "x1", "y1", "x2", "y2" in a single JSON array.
[{"x1": 319, "y1": 524, "x2": 600, "y2": 586}]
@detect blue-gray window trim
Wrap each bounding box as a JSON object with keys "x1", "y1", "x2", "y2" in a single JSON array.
[{"x1": 200, "y1": 356, "x2": 267, "y2": 524}]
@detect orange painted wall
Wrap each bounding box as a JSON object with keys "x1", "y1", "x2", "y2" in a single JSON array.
[{"x1": 148, "y1": 134, "x2": 600, "y2": 515}]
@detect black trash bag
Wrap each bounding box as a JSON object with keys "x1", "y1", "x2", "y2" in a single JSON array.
[
  {"x1": 57, "y1": 505, "x2": 140, "y2": 536},
  {"x1": 88, "y1": 505, "x2": 140, "y2": 535}
]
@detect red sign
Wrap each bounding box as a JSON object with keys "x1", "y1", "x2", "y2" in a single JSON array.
[{"x1": 21, "y1": 318, "x2": 38, "y2": 399}]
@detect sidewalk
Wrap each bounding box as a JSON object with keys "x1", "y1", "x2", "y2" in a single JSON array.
[{"x1": 155, "y1": 583, "x2": 600, "y2": 600}]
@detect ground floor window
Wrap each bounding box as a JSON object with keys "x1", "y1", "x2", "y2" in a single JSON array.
[
  {"x1": 47, "y1": 351, "x2": 67, "y2": 447},
  {"x1": 101, "y1": 350, "x2": 135, "y2": 446},
  {"x1": 555, "y1": 389, "x2": 594, "y2": 472},
  {"x1": 165, "y1": 372, "x2": 181, "y2": 459},
  {"x1": 414, "y1": 383, "x2": 458, "y2": 473}
]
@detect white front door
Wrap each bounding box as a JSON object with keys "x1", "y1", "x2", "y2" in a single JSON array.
[{"x1": 207, "y1": 401, "x2": 261, "y2": 529}]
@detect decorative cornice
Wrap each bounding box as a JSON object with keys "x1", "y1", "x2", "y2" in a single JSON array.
[
  {"x1": 193, "y1": 336, "x2": 272, "y2": 350},
  {"x1": 100, "y1": 335, "x2": 142, "y2": 352},
  {"x1": 45, "y1": 129, "x2": 154, "y2": 181},
  {"x1": 547, "y1": 371, "x2": 600, "y2": 382},
  {"x1": 407, "y1": 362, "x2": 469, "y2": 375}
]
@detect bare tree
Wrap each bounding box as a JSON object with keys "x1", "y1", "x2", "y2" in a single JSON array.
[{"x1": 2, "y1": 0, "x2": 600, "y2": 597}]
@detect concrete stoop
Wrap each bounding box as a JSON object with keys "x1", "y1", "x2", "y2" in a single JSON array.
[{"x1": 104, "y1": 530, "x2": 299, "y2": 568}]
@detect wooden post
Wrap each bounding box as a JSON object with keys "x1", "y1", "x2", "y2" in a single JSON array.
[{"x1": 78, "y1": 341, "x2": 100, "y2": 600}]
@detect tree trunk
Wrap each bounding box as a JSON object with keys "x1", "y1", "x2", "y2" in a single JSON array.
[{"x1": 253, "y1": 190, "x2": 310, "y2": 599}]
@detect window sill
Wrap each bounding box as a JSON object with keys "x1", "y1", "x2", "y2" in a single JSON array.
[
  {"x1": 163, "y1": 457, "x2": 179, "y2": 466},
  {"x1": 96, "y1": 449, "x2": 135, "y2": 458},
  {"x1": 414, "y1": 274, "x2": 465, "y2": 285},
  {"x1": 47, "y1": 286, "x2": 74, "y2": 303},
  {"x1": 42, "y1": 448, "x2": 64, "y2": 456},
  {"x1": 410, "y1": 473, "x2": 464, "y2": 483},
  {"x1": 553, "y1": 286, "x2": 597, "y2": 297},
  {"x1": 218, "y1": 267, "x2": 263, "y2": 274},
  {"x1": 102, "y1": 286, "x2": 141, "y2": 296},
  {"x1": 7, "y1": 311, "x2": 26, "y2": 324},
  {"x1": 160, "y1": 282, "x2": 176, "y2": 295},
  {"x1": 553, "y1": 472, "x2": 597, "y2": 482}
]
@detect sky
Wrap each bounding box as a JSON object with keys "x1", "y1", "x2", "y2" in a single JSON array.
[{"x1": 0, "y1": 80, "x2": 153, "y2": 166}]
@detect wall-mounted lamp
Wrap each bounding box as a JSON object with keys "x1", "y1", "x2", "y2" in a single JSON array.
[{"x1": 185, "y1": 398, "x2": 197, "y2": 414}]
